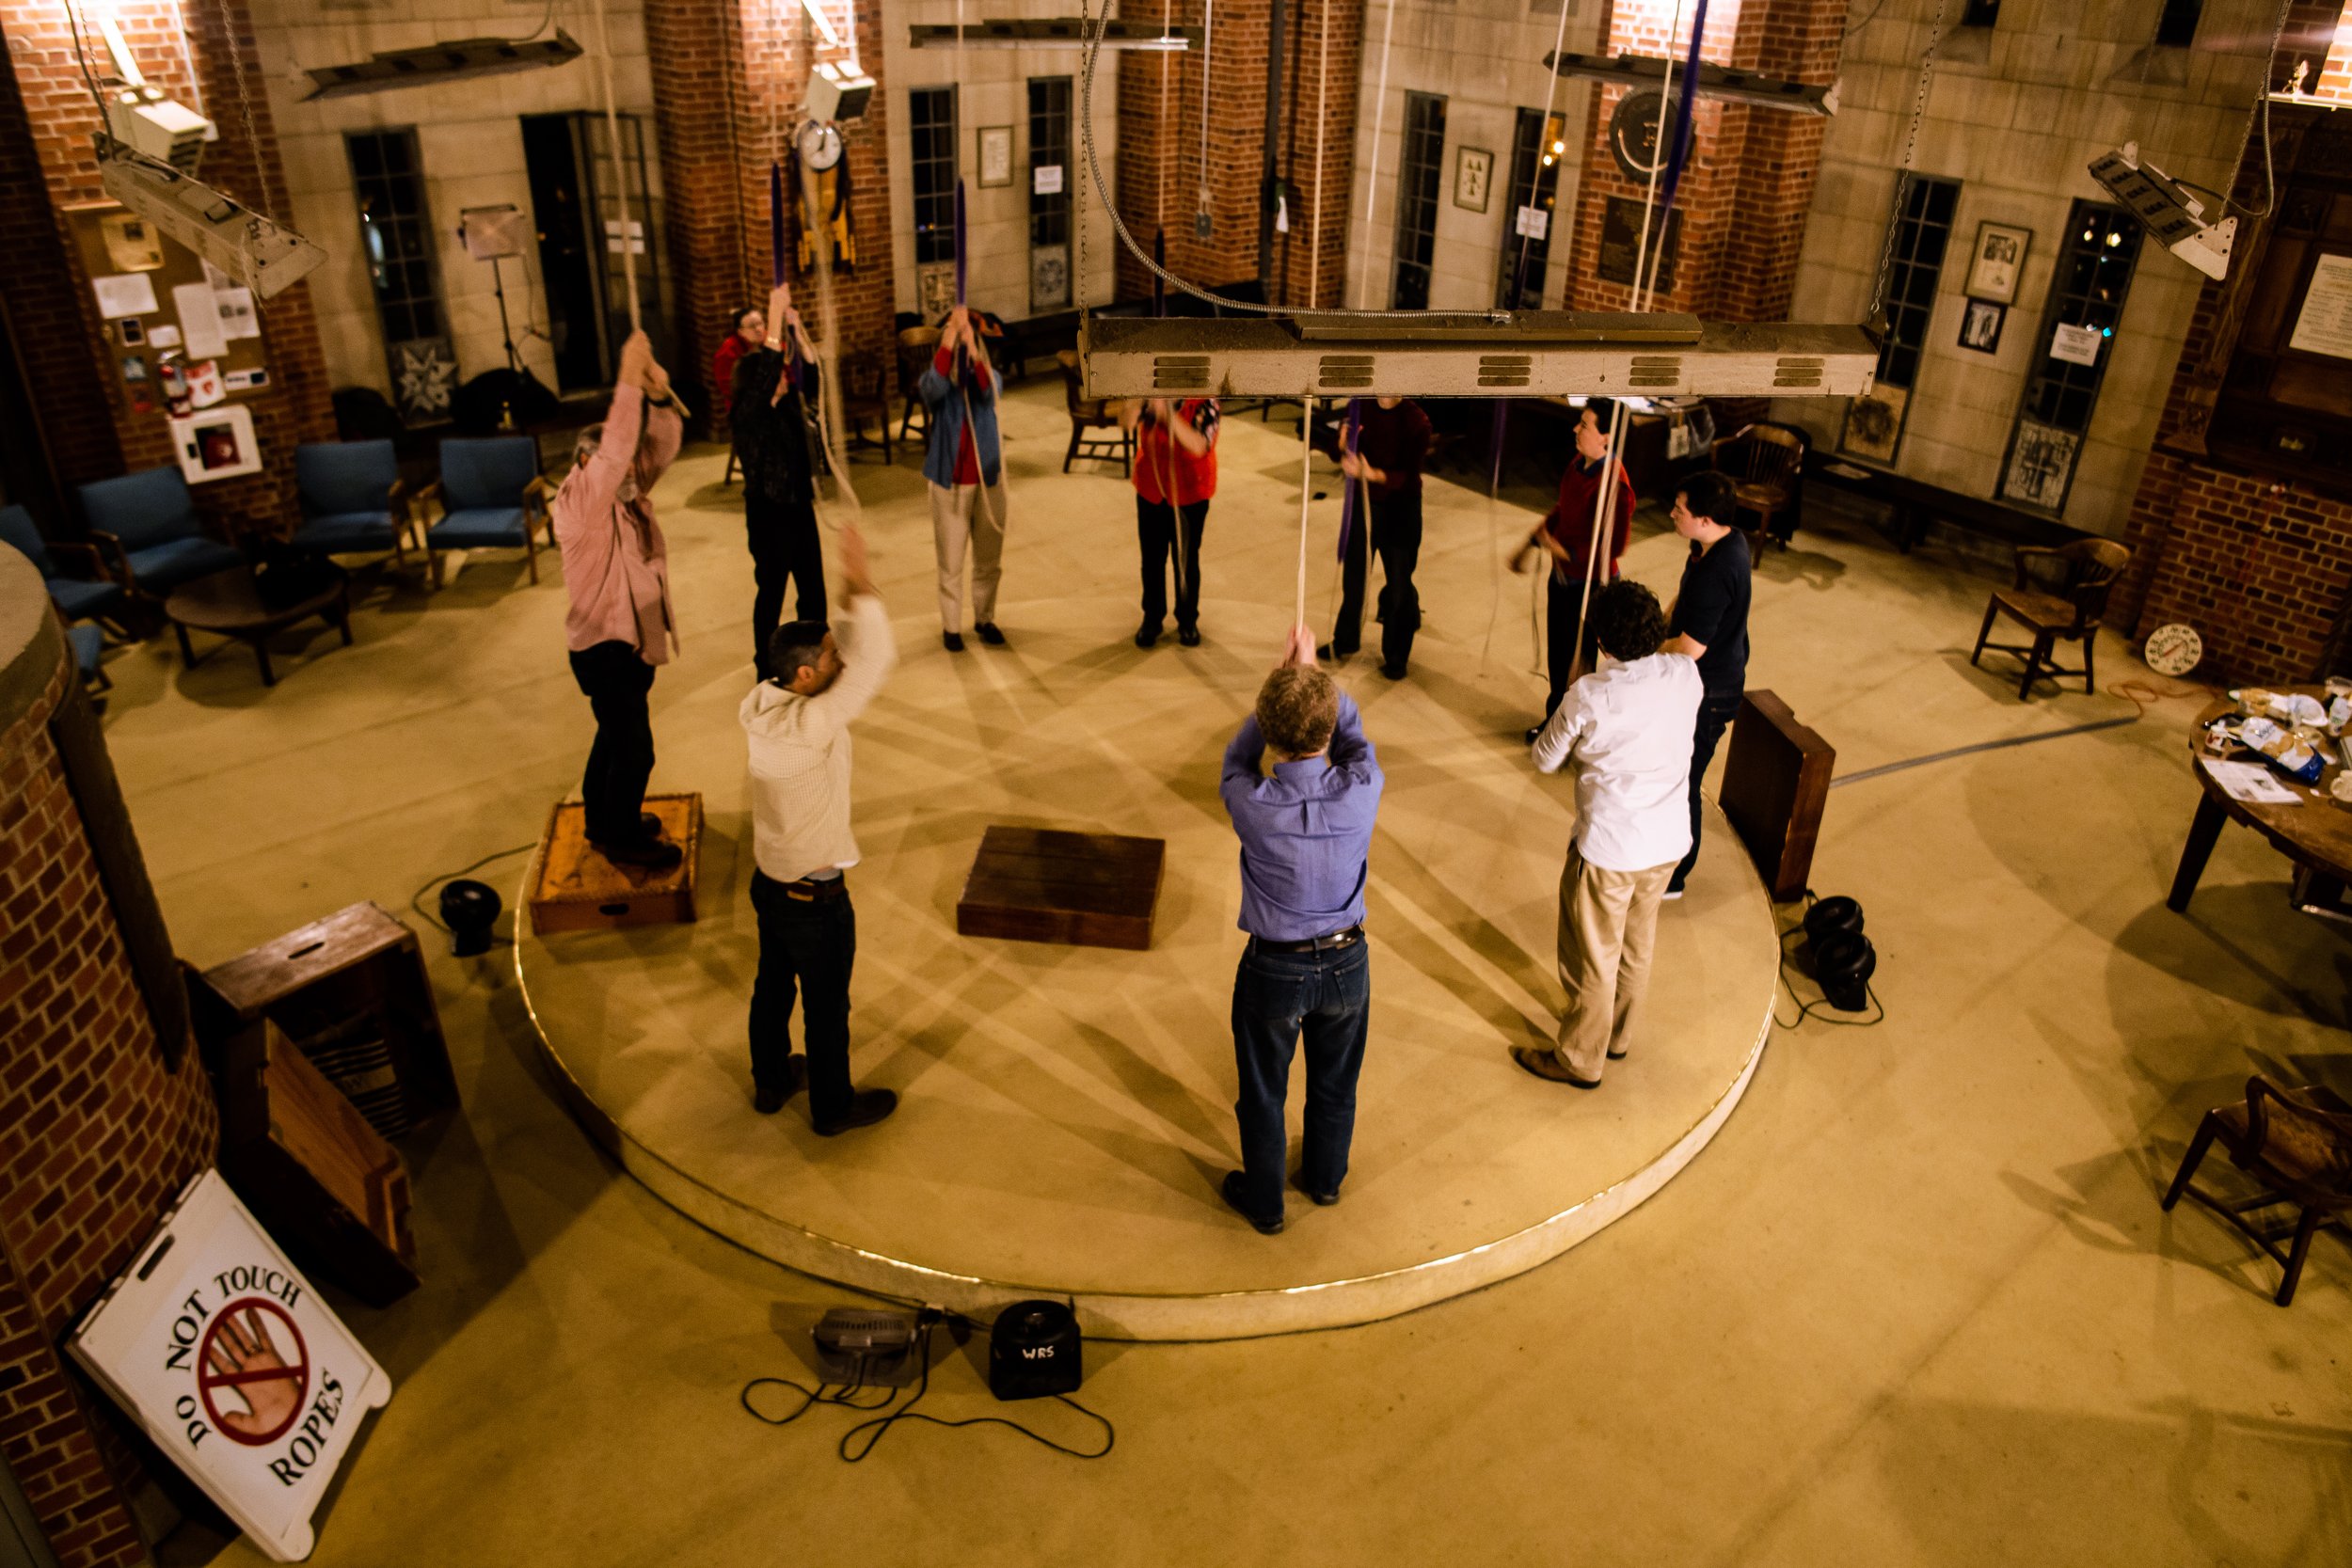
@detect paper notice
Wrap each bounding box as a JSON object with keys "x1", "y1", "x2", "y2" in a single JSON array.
[
  {"x1": 2287, "y1": 253, "x2": 2352, "y2": 361},
  {"x1": 1514, "y1": 205, "x2": 1550, "y2": 241},
  {"x1": 92, "y1": 273, "x2": 158, "y2": 319},
  {"x1": 1033, "y1": 163, "x2": 1064, "y2": 196},
  {"x1": 2050, "y1": 323, "x2": 2103, "y2": 367},
  {"x1": 2201, "y1": 758, "x2": 2301, "y2": 805},
  {"x1": 184, "y1": 359, "x2": 225, "y2": 409},
  {"x1": 147, "y1": 324, "x2": 182, "y2": 349},
  {"x1": 215, "y1": 287, "x2": 260, "y2": 341},
  {"x1": 172, "y1": 282, "x2": 229, "y2": 359}
]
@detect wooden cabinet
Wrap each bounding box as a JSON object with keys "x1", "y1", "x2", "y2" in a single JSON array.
[{"x1": 1719, "y1": 690, "x2": 1835, "y2": 904}]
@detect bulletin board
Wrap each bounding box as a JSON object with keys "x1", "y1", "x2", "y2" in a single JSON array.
[{"x1": 64, "y1": 198, "x2": 272, "y2": 421}]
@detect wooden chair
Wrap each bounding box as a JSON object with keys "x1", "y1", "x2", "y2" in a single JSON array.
[
  {"x1": 2163, "y1": 1076, "x2": 2352, "y2": 1307},
  {"x1": 1969, "y1": 538, "x2": 2131, "y2": 699},
  {"x1": 1057, "y1": 349, "x2": 1130, "y2": 476},
  {"x1": 898, "y1": 327, "x2": 941, "y2": 445},
  {"x1": 1711, "y1": 421, "x2": 1808, "y2": 555},
  {"x1": 838, "y1": 351, "x2": 895, "y2": 464}
]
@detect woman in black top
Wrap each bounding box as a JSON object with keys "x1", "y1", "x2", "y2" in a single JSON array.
[{"x1": 1661, "y1": 470, "x2": 1750, "y2": 896}]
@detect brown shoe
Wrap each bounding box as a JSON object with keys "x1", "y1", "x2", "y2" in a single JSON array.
[{"x1": 1512, "y1": 1046, "x2": 1601, "y2": 1089}]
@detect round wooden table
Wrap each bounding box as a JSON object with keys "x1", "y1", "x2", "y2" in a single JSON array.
[
  {"x1": 2168, "y1": 686, "x2": 2352, "y2": 912},
  {"x1": 164, "y1": 564, "x2": 352, "y2": 688}
]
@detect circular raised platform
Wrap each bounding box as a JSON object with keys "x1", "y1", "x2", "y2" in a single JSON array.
[{"x1": 514, "y1": 594, "x2": 1777, "y2": 1340}]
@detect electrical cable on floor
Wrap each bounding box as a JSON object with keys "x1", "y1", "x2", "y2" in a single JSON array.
[
  {"x1": 1771, "y1": 891, "x2": 1884, "y2": 1031},
  {"x1": 740, "y1": 1313, "x2": 1113, "y2": 1463},
  {"x1": 409, "y1": 843, "x2": 536, "y2": 936}
]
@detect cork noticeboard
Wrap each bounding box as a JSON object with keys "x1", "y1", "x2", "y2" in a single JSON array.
[{"x1": 64, "y1": 199, "x2": 270, "y2": 419}]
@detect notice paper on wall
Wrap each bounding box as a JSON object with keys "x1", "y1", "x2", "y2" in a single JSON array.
[
  {"x1": 1033, "y1": 163, "x2": 1064, "y2": 197},
  {"x1": 1514, "y1": 205, "x2": 1550, "y2": 242},
  {"x1": 216, "y1": 287, "x2": 260, "y2": 341},
  {"x1": 173, "y1": 281, "x2": 230, "y2": 358},
  {"x1": 185, "y1": 359, "x2": 226, "y2": 409},
  {"x1": 2050, "y1": 323, "x2": 2103, "y2": 367},
  {"x1": 2201, "y1": 758, "x2": 2302, "y2": 805},
  {"x1": 93, "y1": 272, "x2": 159, "y2": 319},
  {"x1": 2287, "y1": 252, "x2": 2352, "y2": 361}
]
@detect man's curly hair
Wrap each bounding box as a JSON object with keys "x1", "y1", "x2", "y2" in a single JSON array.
[
  {"x1": 1257, "y1": 666, "x2": 1339, "y2": 757},
  {"x1": 1590, "y1": 579, "x2": 1669, "y2": 663}
]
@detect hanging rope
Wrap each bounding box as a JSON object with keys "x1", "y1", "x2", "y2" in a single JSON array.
[
  {"x1": 590, "y1": 0, "x2": 637, "y2": 332},
  {"x1": 1197, "y1": 0, "x2": 1215, "y2": 233},
  {"x1": 1351, "y1": 0, "x2": 1395, "y2": 310},
  {"x1": 1295, "y1": 396, "x2": 1315, "y2": 628},
  {"x1": 1308, "y1": 0, "x2": 1328, "y2": 309},
  {"x1": 799, "y1": 157, "x2": 861, "y2": 520}
]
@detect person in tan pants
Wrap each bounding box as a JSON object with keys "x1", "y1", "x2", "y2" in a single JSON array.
[{"x1": 1515, "y1": 580, "x2": 1703, "y2": 1087}]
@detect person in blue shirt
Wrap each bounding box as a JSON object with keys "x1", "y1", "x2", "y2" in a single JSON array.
[{"x1": 1217, "y1": 627, "x2": 1385, "y2": 1233}]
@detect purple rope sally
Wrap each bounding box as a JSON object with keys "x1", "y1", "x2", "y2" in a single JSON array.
[
  {"x1": 1655, "y1": 0, "x2": 1709, "y2": 221},
  {"x1": 1335, "y1": 397, "x2": 1364, "y2": 560},
  {"x1": 770, "y1": 163, "x2": 787, "y2": 287}
]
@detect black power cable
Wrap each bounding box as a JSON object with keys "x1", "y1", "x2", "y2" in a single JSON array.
[
  {"x1": 740, "y1": 1311, "x2": 1114, "y2": 1463},
  {"x1": 1772, "y1": 891, "x2": 1886, "y2": 1031}
]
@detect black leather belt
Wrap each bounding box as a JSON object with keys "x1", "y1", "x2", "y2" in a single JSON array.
[
  {"x1": 780, "y1": 875, "x2": 848, "y2": 902},
  {"x1": 1250, "y1": 925, "x2": 1364, "y2": 955}
]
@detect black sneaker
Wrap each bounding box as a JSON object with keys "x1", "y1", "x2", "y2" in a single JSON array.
[
  {"x1": 1135, "y1": 622, "x2": 1161, "y2": 648},
  {"x1": 975, "y1": 622, "x2": 1006, "y2": 646},
  {"x1": 1294, "y1": 1171, "x2": 1340, "y2": 1207},
  {"x1": 594, "y1": 835, "x2": 684, "y2": 872},
  {"x1": 1178, "y1": 626, "x2": 1201, "y2": 647},
  {"x1": 1316, "y1": 642, "x2": 1347, "y2": 662},
  {"x1": 752, "y1": 1055, "x2": 806, "y2": 1114},
  {"x1": 1380, "y1": 663, "x2": 1406, "y2": 680},
  {"x1": 1220, "y1": 1170, "x2": 1283, "y2": 1234},
  {"x1": 1523, "y1": 725, "x2": 1545, "y2": 745},
  {"x1": 942, "y1": 631, "x2": 965, "y2": 653},
  {"x1": 813, "y1": 1088, "x2": 898, "y2": 1135}
]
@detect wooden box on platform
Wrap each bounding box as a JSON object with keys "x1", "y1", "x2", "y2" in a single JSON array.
[
  {"x1": 189, "y1": 900, "x2": 457, "y2": 1140},
  {"x1": 1720, "y1": 689, "x2": 1835, "y2": 903},
  {"x1": 530, "y1": 792, "x2": 702, "y2": 934},
  {"x1": 957, "y1": 826, "x2": 1165, "y2": 950},
  {"x1": 217, "y1": 1021, "x2": 420, "y2": 1307}
]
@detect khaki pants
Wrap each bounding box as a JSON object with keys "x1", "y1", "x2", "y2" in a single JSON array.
[
  {"x1": 928, "y1": 479, "x2": 1007, "y2": 631},
  {"x1": 1553, "y1": 841, "x2": 1675, "y2": 1081}
]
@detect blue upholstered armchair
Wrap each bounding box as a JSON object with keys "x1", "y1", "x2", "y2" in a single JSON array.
[
  {"x1": 421, "y1": 436, "x2": 552, "y2": 588},
  {"x1": 292, "y1": 439, "x2": 416, "y2": 564},
  {"x1": 1, "y1": 503, "x2": 118, "y2": 691},
  {"x1": 74, "y1": 466, "x2": 245, "y2": 598}
]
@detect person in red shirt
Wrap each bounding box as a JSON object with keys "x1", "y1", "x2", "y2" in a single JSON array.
[
  {"x1": 1121, "y1": 395, "x2": 1220, "y2": 647},
  {"x1": 1513, "y1": 397, "x2": 1633, "y2": 742},
  {"x1": 710, "y1": 303, "x2": 764, "y2": 423}
]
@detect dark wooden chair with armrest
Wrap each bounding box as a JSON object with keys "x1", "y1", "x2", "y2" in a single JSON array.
[
  {"x1": 1057, "y1": 350, "x2": 1130, "y2": 476},
  {"x1": 1711, "y1": 421, "x2": 1807, "y2": 555},
  {"x1": 839, "y1": 350, "x2": 896, "y2": 464},
  {"x1": 2163, "y1": 1075, "x2": 2352, "y2": 1307},
  {"x1": 1969, "y1": 538, "x2": 2130, "y2": 700}
]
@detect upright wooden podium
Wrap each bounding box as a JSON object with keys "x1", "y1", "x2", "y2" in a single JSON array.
[
  {"x1": 1718, "y1": 690, "x2": 1835, "y2": 903},
  {"x1": 530, "y1": 792, "x2": 703, "y2": 934}
]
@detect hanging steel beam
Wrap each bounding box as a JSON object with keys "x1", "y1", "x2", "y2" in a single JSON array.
[
  {"x1": 1543, "y1": 51, "x2": 1835, "y2": 115},
  {"x1": 909, "y1": 21, "x2": 1196, "y2": 50},
  {"x1": 1077, "y1": 312, "x2": 1877, "y2": 400}
]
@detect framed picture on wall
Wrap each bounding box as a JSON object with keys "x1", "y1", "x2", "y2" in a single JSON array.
[
  {"x1": 1838, "y1": 382, "x2": 1910, "y2": 466},
  {"x1": 978, "y1": 127, "x2": 1014, "y2": 188},
  {"x1": 1454, "y1": 147, "x2": 1493, "y2": 214},
  {"x1": 1958, "y1": 298, "x2": 2006, "y2": 354},
  {"x1": 1966, "y1": 221, "x2": 2031, "y2": 305}
]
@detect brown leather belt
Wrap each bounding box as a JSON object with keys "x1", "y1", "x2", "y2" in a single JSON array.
[
  {"x1": 781, "y1": 875, "x2": 848, "y2": 902},
  {"x1": 1249, "y1": 925, "x2": 1364, "y2": 955}
]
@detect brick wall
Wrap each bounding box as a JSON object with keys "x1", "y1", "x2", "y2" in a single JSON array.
[
  {"x1": 1119, "y1": 0, "x2": 1275, "y2": 301},
  {"x1": 2281, "y1": 0, "x2": 2349, "y2": 100},
  {"x1": 0, "y1": 624, "x2": 219, "y2": 1568},
  {"x1": 0, "y1": 0, "x2": 334, "y2": 539}
]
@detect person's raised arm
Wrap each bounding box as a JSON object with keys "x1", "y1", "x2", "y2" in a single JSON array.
[
  {"x1": 560, "y1": 339, "x2": 649, "y2": 530},
  {"x1": 634, "y1": 351, "x2": 685, "y2": 489},
  {"x1": 808, "y1": 525, "x2": 896, "y2": 726},
  {"x1": 1168, "y1": 400, "x2": 1216, "y2": 457}
]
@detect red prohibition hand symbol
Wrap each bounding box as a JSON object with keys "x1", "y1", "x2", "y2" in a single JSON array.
[{"x1": 198, "y1": 1298, "x2": 310, "y2": 1447}]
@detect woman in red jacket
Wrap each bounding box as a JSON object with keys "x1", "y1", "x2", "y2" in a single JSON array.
[
  {"x1": 710, "y1": 303, "x2": 765, "y2": 422},
  {"x1": 1120, "y1": 395, "x2": 1220, "y2": 647}
]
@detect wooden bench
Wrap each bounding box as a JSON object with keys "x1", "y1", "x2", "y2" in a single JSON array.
[{"x1": 1805, "y1": 451, "x2": 2086, "y2": 555}]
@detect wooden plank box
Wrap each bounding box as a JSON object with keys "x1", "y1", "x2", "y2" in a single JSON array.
[
  {"x1": 1718, "y1": 689, "x2": 1835, "y2": 904},
  {"x1": 956, "y1": 826, "x2": 1166, "y2": 951},
  {"x1": 530, "y1": 792, "x2": 702, "y2": 935}
]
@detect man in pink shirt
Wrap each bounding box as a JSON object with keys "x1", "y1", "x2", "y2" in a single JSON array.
[{"x1": 555, "y1": 330, "x2": 685, "y2": 870}]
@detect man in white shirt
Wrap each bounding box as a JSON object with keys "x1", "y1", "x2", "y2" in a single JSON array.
[
  {"x1": 739, "y1": 523, "x2": 899, "y2": 1133},
  {"x1": 1517, "y1": 580, "x2": 1703, "y2": 1088}
]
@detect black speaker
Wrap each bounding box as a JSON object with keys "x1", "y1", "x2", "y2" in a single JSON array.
[
  {"x1": 439, "y1": 879, "x2": 501, "y2": 957},
  {"x1": 1801, "y1": 895, "x2": 1875, "y2": 1013},
  {"x1": 989, "y1": 1299, "x2": 1082, "y2": 1401}
]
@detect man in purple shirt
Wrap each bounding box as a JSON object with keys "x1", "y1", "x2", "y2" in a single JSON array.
[{"x1": 1217, "y1": 627, "x2": 1384, "y2": 1233}]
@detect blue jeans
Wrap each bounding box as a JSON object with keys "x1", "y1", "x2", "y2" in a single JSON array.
[{"x1": 1230, "y1": 938, "x2": 1373, "y2": 1223}]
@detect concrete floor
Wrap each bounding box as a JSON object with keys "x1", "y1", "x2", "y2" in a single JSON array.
[{"x1": 108, "y1": 381, "x2": 2350, "y2": 1565}]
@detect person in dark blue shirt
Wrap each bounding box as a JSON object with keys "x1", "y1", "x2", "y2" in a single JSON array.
[
  {"x1": 1661, "y1": 471, "x2": 1750, "y2": 897},
  {"x1": 1216, "y1": 627, "x2": 1385, "y2": 1233}
]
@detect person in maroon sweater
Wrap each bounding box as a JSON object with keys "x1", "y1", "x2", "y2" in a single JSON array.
[
  {"x1": 1321, "y1": 396, "x2": 1435, "y2": 679},
  {"x1": 1513, "y1": 397, "x2": 1633, "y2": 743}
]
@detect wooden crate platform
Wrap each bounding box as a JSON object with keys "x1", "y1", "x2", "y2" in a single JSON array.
[
  {"x1": 530, "y1": 792, "x2": 702, "y2": 935},
  {"x1": 956, "y1": 826, "x2": 1165, "y2": 951}
]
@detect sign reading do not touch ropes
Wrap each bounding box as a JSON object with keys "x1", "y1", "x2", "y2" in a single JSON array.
[{"x1": 69, "y1": 1169, "x2": 391, "y2": 1561}]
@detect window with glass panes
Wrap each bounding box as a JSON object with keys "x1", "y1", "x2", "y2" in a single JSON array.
[
  {"x1": 2154, "y1": 0, "x2": 2201, "y2": 48},
  {"x1": 1874, "y1": 175, "x2": 1959, "y2": 390},
  {"x1": 345, "y1": 130, "x2": 445, "y2": 346},
  {"x1": 1028, "y1": 76, "x2": 1072, "y2": 308},
  {"x1": 1391, "y1": 93, "x2": 1447, "y2": 311},
  {"x1": 1496, "y1": 107, "x2": 1567, "y2": 309},
  {"x1": 910, "y1": 87, "x2": 958, "y2": 267},
  {"x1": 1998, "y1": 200, "x2": 2142, "y2": 510}
]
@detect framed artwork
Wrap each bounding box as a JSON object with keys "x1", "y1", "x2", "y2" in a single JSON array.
[
  {"x1": 978, "y1": 126, "x2": 1014, "y2": 188},
  {"x1": 1454, "y1": 146, "x2": 1493, "y2": 214},
  {"x1": 1959, "y1": 298, "x2": 2006, "y2": 354},
  {"x1": 1838, "y1": 382, "x2": 1910, "y2": 466},
  {"x1": 1999, "y1": 418, "x2": 2080, "y2": 511},
  {"x1": 1966, "y1": 221, "x2": 2031, "y2": 305}
]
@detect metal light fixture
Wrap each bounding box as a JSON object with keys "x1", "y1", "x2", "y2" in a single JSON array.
[
  {"x1": 909, "y1": 20, "x2": 1196, "y2": 49},
  {"x1": 2088, "y1": 143, "x2": 2233, "y2": 280}
]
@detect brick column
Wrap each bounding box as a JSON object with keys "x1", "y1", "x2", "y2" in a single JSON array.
[
  {"x1": 0, "y1": 0, "x2": 333, "y2": 539},
  {"x1": 1275, "y1": 0, "x2": 1360, "y2": 310},
  {"x1": 0, "y1": 565, "x2": 220, "y2": 1568}
]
